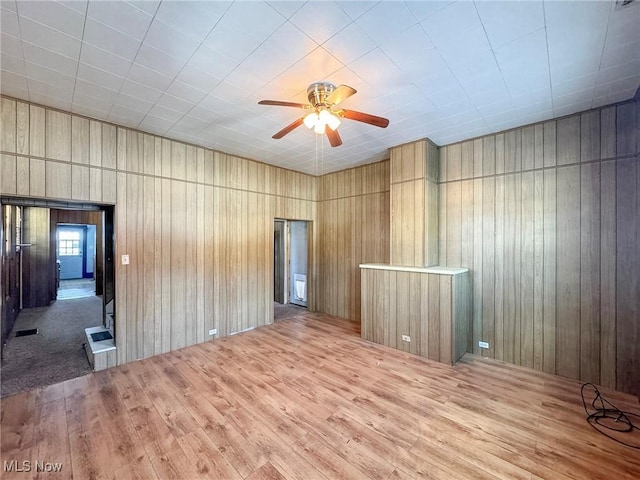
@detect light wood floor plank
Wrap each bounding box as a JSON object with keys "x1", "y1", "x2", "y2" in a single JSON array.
[{"x1": 2, "y1": 312, "x2": 639, "y2": 480}]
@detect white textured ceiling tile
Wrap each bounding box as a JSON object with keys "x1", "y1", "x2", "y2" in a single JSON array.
[
  {"x1": 322, "y1": 22, "x2": 375, "y2": 66},
  {"x1": 59, "y1": 1, "x2": 87, "y2": 15},
  {"x1": 86, "y1": 0, "x2": 153, "y2": 40},
  {"x1": 427, "y1": 84, "x2": 469, "y2": 109},
  {"x1": 494, "y1": 27, "x2": 548, "y2": 70},
  {"x1": 16, "y1": 0, "x2": 85, "y2": 39},
  {"x1": 108, "y1": 105, "x2": 147, "y2": 127},
  {"x1": 223, "y1": 63, "x2": 270, "y2": 95},
  {"x1": 1, "y1": 6, "x2": 20, "y2": 37},
  {"x1": 553, "y1": 89, "x2": 595, "y2": 109},
  {"x1": 126, "y1": 63, "x2": 173, "y2": 92},
  {"x1": 266, "y1": 1, "x2": 305, "y2": 19},
  {"x1": 165, "y1": 80, "x2": 208, "y2": 104},
  {"x1": 289, "y1": 1, "x2": 352, "y2": 45},
  {"x1": 517, "y1": 110, "x2": 553, "y2": 126},
  {"x1": 25, "y1": 60, "x2": 73, "y2": 86},
  {"x1": 29, "y1": 91, "x2": 72, "y2": 111},
  {"x1": 76, "y1": 62, "x2": 125, "y2": 92},
  {"x1": 221, "y1": 1, "x2": 286, "y2": 44},
  {"x1": 143, "y1": 19, "x2": 201, "y2": 60},
  {"x1": 334, "y1": 1, "x2": 377, "y2": 21},
  {"x1": 155, "y1": 93, "x2": 194, "y2": 115},
  {"x1": 2, "y1": 1, "x2": 16, "y2": 13},
  {"x1": 22, "y1": 41, "x2": 78, "y2": 77},
  {"x1": 1, "y1": 52, "x2": 26, "y2": 75},
  {"x1": 458, "y1": 68, "x2": 506, "y2": 98},
  {"x1": 355, "y1": 1, "x2": 417, "y2": 44},
  {"x1": 187, "y1": 45, "x2": 237, "y2": 80},
  {"x1": 1, "y1": 31, "x2": 22, "y2": 58},
  {"x1": 554, "y1": 102, "x2": 593, "y2": 118},
  {"x1": 83, "y1": 17, "x2": 141, "y2": 60},
  {"x1": 125, "y1": 1, "x2": 159, "y2": 16},
  {"x1": 202, "y1": 21, "x2": 260, "y2": 64},
  {"x1": 549, "y1": 58, "x2": 601, "y2": 85},
  {"x1": 79, "y1": 43, "x2": 133, "y2": 77},
  {"x1": 264, "y1": 21, "x2": 318, "y2": 66},
  {"x1": 501, "y1": 64, "x2": 550, "y2": 98},
  {"x1": 111, "y1": 91, "x2": 153, "y2": 113},
  {"x1": 597, "y1": 60, "x2": 640, "y2": 86},
  {"x1": 595, "y1": 75, "x2": 640, "y2": 99},
  {"x1": 379, "y1": 24, "x2": 435, "y2": 76},
  {"x1": 72, "y1": 90, "x2": 115, "y2": 112},
  {"x1": 434, "y1": 25, "x2": 492, "y2": 65},
  {"x1": 476, "y1": 0, "x2": 544, "y2": 50},
  {"x1": 552, "y1": 73, "x2": 597, "y2": 98},
  {"x1": 414, "y1": 67, "x2": 458, "y2": 97},
  {"x1": 447, "y1": 49, "x2": 498, "y2": 80},
  {"x1": 421, "y1": 1, "x2": 481, "y2": 45},
  {"x1": 133, "y1": 44, "x2": 185, "y2": 79},
  {"x1": 276, "y1": 47, "x2": 345, "y2": 88},
  {"x1": 175, "y1": 64, "x2": 221, "y2": 93},
  {"x1": 0, "y1": 69, "x2": 29, "y2": 93},
  {"x1": 154, "y1": 1, "x2": 227, "y2": 41},
  {"x1": 120, "y1": 79, "x2": 162, "y2": 104},
  {"x1": 18, "y1": 16, "x2": 81, "y2": 59},
  {"x1": 241, "y1": 42, "x2": 300, "y2": 86},
  {"x1": 476, "y1": 98, "x2": 517, "y2": 118},
  {"x1": 74, "y1": 78, "x2": 119, "y2": 103},
  {"x1": 349, "y1": 48, "x2": 407, "y2": 93},
  {"x1": 144, "y1": 104, "x2": 183, "y2": 123},
  {"x1": 72, "y1": 103, "x2": 111, "y2": 120},
  {"x1": 600, "y1": 41, "x2": 640, "y2": 70},
  {"x1": 405, "y1": 1, "x2": 453, "y2": 22},
  {"x1": 138, "y1": 115, "x2": 175, "y2": 134}
]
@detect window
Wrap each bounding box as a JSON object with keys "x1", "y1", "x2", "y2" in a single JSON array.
[{"x1": 58, "y1": 230, "x2": 81, "y2": 256}]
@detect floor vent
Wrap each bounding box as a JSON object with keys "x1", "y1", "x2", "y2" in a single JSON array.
[{"x1": 15, "y1": 328, "x2": 38, "y2": 337}]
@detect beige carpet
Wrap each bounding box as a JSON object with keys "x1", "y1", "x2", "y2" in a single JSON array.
[{"x1": 0, "y1": 296, "x2": 103, "y2": 398}]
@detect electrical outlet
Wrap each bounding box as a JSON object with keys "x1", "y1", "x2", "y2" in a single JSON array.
[
  {"x1": 478, "y1": 341, "x2": 489, "y2": 349},
  {"x1": 402, "y1": 334, "x2": 411, "y2": 342},
  {"x1": 121, "y1": 254, "x2": 129, "y2": 265},
  {"x1": 209, "y1": 329, "x2": 217, "y2": 336}
]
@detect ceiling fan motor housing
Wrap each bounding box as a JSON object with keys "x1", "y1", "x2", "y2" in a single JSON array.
[{"x1": 307, "y1": 82, "x2": 336, "y2": 108}]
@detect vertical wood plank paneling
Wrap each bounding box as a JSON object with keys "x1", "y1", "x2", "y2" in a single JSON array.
[
  {"x1": 45, "y1": 110, "x2": 71, "y2": 161},
  {"x1": 102, "y1": 124, "x2": 117, "y2": 170},
  {"x1": 581, "y1": 111, "x2": 600, "y2": 163},
  {"x1": 580, "y1": 162, "x2": 601, "y2": 384},
  {"x1": 503, "y1": 173, "x2": 517, "y2": 364},
  {"x1": 481, "y1": 177, "x2": 495, "y2": 358},
  {"x1": 600, "y1": 107, "x2": 617, "y2": 159},
  {"x1": 616, "y1": 102, "x2": 637, "y2": 156},
  {"x1": 472, "y1": 178, "x2": 482, "y2": 355},
  {"x1": 15, "y1": 155, "x2": 28, "y2": 194},
  {"x1": 45, "y1": 162, "x2": 71, "y2": 199},
  {"x1": 543, "y1": 121, "x2": 557, "y2": 167},
  {"x1": 184, "y1": 181, "x2": 197, "y2": 345},
  {"x1": 616, "y1": 158, "x2": 639, "y2": 395},
  {"x1": 154, "y1": 177, "x2": 163, "y2": 355},
  {"x1": 71, "y1": 165, "x2": 89, "y2": 200},
  {"x1": 171, "y1": 180, "x2": 186, "y2": 349},
  {"x1": 600, "y1": 161, "x2": 616, "y2": 388},
  {"x1": 494, "y1": 175, "x2": 505, "y2": 360},
  {"x1": 557, "y1": 116, "x2": 580, "y2": 165},
  {"x1": 0, "y1": 154, "x2": 17, "y2": 194},
  {"x1": 29, "y1": 105, "x2": 45, "y2": 157},
  {"x1": 89, "y1": 120, "x2": 102, "y2": 167},
  {"x1": 533, "y1": 170, "x2": 544, "y2": 370},
  {"x1": 29, "y1": 158, "x2": 46, "y2": 197},
  {"x1": 461, "y1": 141, "x2": 473, "y2": 179},
  {"x1": 439, "y1": 275, "x2": 452, "y2": 364},
  {"x1": 71, "y1": 116, "x2": 89, "y2": 164},
  {"x1": 521, "y1": 126, "x2": 534, "y2": 171},
  {"x1": 143, "y1": 176, "x2": 155, "y2": 358},
  {"x1": 534, "y1": 124, "x2": 544, "y2": 169},
  {"x1": 16, "y1": 101, "x2": 29, "y2": 155},
  {"x1": 543, "y1": 168, "x2": 556, "y2": 373},
  {"x1": 520, "y1": 171, "x2": 534, "y2": 368},
  {"x1": 1, "y1": 98, "x2": 16, "y2": 153},
  {"x1": 446, "y1": 181, "x2": 462, "y2": 267},
  {"x1": 555, "y1": 165, "x2": 580, "y2": 380}
]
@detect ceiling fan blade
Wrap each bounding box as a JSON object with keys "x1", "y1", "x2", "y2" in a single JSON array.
[
  {"x1": 259, "y1": 100, "x2": 309, "y2": 109},
  {"x1": 340, "y1": 109, "x2": 389, "y2": 128},
  {"x1": 325, "y1": 126, "x2": 342, "y2": 147},
  {"x1": 326, "y1": 85, "x2": 357, "y2": 106},
  {"x1": 272, "y1": 118, "x2": 304, "y2": 139}
]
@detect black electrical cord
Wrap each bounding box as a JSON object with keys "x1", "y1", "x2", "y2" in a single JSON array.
[{"x1": 581, "y1": 382, "x2": 640, "y2": 449}]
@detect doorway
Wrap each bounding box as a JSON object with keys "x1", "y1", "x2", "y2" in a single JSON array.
[
  {"x1": 0, "y1": 199, "x2": 115, "y2": 397},
  {"x1": 273, "y1": 219, "x2": 310, "y2": 321}
]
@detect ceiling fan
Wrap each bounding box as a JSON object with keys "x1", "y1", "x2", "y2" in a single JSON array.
[{"x1": 258, "y1": 82, "x2": 389, "y2": 147}]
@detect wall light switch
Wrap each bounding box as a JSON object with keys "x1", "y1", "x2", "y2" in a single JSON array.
[
  {"x1": 401, "y1": 334, "x2": 411, "y2": 342},
  {"x1": 478, "y1": 341, "x2": 489, "y2": 349},
  {"x1": 121, "y1": 254, "x2": 130, "y2": 265},
  {"x1": 209, "y1": 329, "x2": 217, "y2": 336}
]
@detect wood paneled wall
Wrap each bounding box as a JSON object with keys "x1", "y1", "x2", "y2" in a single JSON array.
[
  {"x1": 21, "y1": 207, "x2": 52, "y2": 308},
  {"x1": 438, "y1": 99, "x2": 640, "y2": 395},
  {"x1": 317, "y1": 161, "x2": 390, "y2": 321},
  {"x1": 361, "y1": 265, "x2": 470, "y2": 364},
  {"x1": 390, "y1": 139, "x2": 439, "y2": 267},
  {"x1": 0, "y1": 96, "x2": 317, "y2": 365}
]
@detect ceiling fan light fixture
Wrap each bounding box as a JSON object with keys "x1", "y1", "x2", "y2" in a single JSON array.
[
  {"x1": 326, "y1": 113, "x2": 341, "y2": 131},
  {"x1": 303, "y1": 112, "x2": 319, "y2": 129}
]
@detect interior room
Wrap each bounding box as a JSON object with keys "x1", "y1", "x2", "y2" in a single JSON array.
[{"x1": 0, "y1": 1, "x2": 639, "y2": 478}]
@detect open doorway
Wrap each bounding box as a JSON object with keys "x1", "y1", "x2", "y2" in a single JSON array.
[
  {"x1": 57, "y1": 223, "x2": 97, "y2": 300},
  {"x1": 273, "y1": 219, "x2": 309, "y2": 321},
  {"x1": 0, "y1": 199, "x2": 115, "y2": 398}
]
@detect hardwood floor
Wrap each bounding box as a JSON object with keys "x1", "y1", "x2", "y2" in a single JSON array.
[{"x1": 1, "y1": 312, "x2": 639, "y2": 480}]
